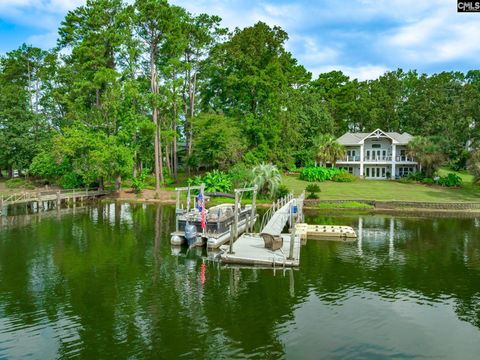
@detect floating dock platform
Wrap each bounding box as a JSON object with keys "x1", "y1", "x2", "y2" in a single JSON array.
[
  {"x1": 219, "y1": 193, "x2": 305, "y2": 267},
  {"x1": 220, "y1": 233, "x2": 301, "y2": 267},
  {"x1": 295, "y1": 223, "x2": 357, "y2": 242}
]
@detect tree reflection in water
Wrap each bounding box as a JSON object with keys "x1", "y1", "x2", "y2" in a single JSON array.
[{"x1": 0, "y1": 204, "x2": 479, "y2": 358}]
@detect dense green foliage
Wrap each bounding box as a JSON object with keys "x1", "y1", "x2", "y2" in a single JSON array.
[
  {"x1": 332, "y1": 172, "x2": 357, "y2": 183},
  {"x1": 305, "y1": 183, "x2": 321, "y2": 199},
  {"x1": 190, "y1": 170, "x2": 233, "y2": 193},
  {"x1": 467, "y1": 151, "x2": 480, "y2": 184},
  {"x1": 1, "y1": 0, "x2": 480, "y2": 190},
  {"x1": 407, "y1": 136, "x2": 446, "y2": 178},
  {"x1": 299, "y1": 167, "x2": 345, "y2": 182},
  {"x1": 313, "y1": 134, "x2": 346, "y2": 166},
  {"x1": 406, "y1": 171, "x2": 462, "y2": 187},
  {"x1": 252, "y1": 163, "x2": 282, "y2": 197},
  {"x1": 437, "y1": 173, "x2": 462, "y2": 187}
]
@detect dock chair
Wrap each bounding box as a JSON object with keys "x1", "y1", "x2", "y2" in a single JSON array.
[{"x1": 260, "y1": 233, "x2": 283, "y2": 251}]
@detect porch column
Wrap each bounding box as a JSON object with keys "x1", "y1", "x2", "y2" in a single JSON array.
[
  {"x1": 359, "y1": 144, "x2": 364, "y2": 177},
  {"x1": 391, "y1": 144, "x2": 396, "y2": 178}
]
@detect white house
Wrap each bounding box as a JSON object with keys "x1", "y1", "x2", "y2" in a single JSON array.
[{"x1": 336, "y1": 129, "x2": 418, "y2": 179}]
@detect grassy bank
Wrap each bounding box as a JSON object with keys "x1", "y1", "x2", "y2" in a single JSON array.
[{"x1": 282, "y1": 170, "x2": 480, "y2": 203}]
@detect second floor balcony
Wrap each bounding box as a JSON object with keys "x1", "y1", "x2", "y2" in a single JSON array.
[{"x1": 338, "y1": 153, "x2": 416, "y2": 163}]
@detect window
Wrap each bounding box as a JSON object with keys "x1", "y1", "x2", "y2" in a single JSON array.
[
  {"x1": 372, "y1": 144, "x2": 381, "y2": 149},
  {"x1": 347, "y1": 150, "x2": 351, "y2": 157},
  {"x1": 366, "y1": 168, "x2": 370, "y2": 177},
  {"x1": 376, "y1": 168, "x2": 380, "y2": 177},
  {"x1": 366, "y1": 150, "x2": 370, "y2": 159},
  {"x1": 382, "y1": 168, "x2": 386, "y2": 177}
]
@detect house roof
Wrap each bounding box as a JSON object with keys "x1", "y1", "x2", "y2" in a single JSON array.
[{"x1": 337, "y1": 129, "x2": 414, "y2": 145}]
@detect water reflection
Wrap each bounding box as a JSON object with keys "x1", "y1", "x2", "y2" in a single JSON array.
[{"x1": 0, "y1": 204, "x2": 479, "y2": 358}]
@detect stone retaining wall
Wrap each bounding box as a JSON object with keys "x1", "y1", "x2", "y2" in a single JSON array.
[{"x1": 304, "y1": 199, "x2": 480, "y2": 210}]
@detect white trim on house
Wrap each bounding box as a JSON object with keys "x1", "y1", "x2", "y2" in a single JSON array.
[{"x1": 336, "y1": 129, "x2": 417, "y2": 179}]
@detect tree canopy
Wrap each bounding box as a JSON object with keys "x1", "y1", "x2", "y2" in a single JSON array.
[{"x1": 1, "y1": 0, "x2": 479, "y2": 186}]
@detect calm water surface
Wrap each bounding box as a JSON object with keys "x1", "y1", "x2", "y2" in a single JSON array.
[{"x1": 0, "y1": 204, "x2": 480, "y2": 359}]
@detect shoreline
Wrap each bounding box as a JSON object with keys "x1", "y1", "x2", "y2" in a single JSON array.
[{"x1": 107, "y1": 195, "x2": 480, "y2": 216}]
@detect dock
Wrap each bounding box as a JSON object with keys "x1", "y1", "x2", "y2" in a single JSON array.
[
  {"x1": 220, "y1": 193, "x2": 305, "y2": 267},
  {"x1": 221, "y1": 233, "x2": 301, "y2": 267},
  {"x1": 0, "y1": 188, "x2": 109, "y2": 215},
  {"x1": 295, "y1": 223, "x2": 357, "y2": 242}
]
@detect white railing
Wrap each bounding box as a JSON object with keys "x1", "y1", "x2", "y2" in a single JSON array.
[
  {"x1": 260, "y1": 193, "x2": 294, "y2": 231},
  {"x1": 364, "y1": 156, "x2": 392, "y2": 161},
  {"x1": 339, "y1": 155, "x2": 360, "y2": 162},
  {"x1": 0, "y1": 188, "x2": 109, "y2": 207},
  {"x1": 396, "y1": 156, "x2": 416, "y2": 162}
]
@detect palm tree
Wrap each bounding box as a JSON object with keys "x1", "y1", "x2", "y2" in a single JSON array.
[
  {"x1": 252, "y1": 163, "x2": 281, "y2": 198},
  {"x1": 467, "y1": 150, "x2": 480, "y2": 184},
  {"x1": 407, "y1": 136, "x2": 445, "y2": 177},
  {"x1": 313, "y1": 134, "x2": 346, "y2": 166}
]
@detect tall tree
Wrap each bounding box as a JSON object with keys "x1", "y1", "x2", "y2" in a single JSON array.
[
  {"x1": 202, "y1": 21, "x2": 310, "y2": 162},
  {"x1": 134, "y1": 0, "x2": 175, "y2": 191},
  {"x1": 0, "y1": 45, "x2": 51, "y2": 176}
]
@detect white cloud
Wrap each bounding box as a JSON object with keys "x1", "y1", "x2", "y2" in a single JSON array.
[
  {"x1": 381, "y1": 6, "x2": 480, "y2": 65},
  {"x1": 27, "y1": 31, "x2": 58, "y2": 49},
  {"x1": 311, "y1": 64, "x2": 389, "y2": 81},
  {"x1": 288, "y1": 34, "x2": 339, "y2": 66},
  {"x1": 0, "y1": 0, "x2": 83, "y2": 29}
]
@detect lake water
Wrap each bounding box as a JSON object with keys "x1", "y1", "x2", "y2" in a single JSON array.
[{"x1": 0, "y1": 203, "x2": 479, "y2": 359}]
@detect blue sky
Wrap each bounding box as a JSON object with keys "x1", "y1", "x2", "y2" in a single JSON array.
[{"x1": 0, "y1": 0, "x2": 479, "y2": 80}]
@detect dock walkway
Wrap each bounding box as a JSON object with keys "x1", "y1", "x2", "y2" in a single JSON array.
[
  {"x1": 0, "y1": 188, "x2": 109, "y2": 215},
  {"x1": 220, "y1": 193, "x2": 305, "y2": 267}
]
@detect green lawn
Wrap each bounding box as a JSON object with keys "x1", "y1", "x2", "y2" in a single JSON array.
[{"x1": 282, "y1": 173, "x2": 480, "y2": 203}]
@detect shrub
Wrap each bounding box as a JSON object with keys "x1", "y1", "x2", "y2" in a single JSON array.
[
  {"x1": 275, "y1": 184, "x2": 290, "y2": 199},
  {"x1": 189, "y1": 170, "x2": 233, "y2": 193},
  {"x1": 299, "y1": 166, "x2": 345, "y2": 182},
  {"x1": 132, "y1": 169, "x2": 148, "y2": 194},
  {"x1": 60, "y1": 172, "x2": 83, "y2": 189},
  {"x1": 437, "y1": 173, "x2": 462, "y2": 187},
  {"x1": 407, "y1": 171, "x2": 425, "y2": 181},
  {"x1": 228, "y1": 163, "x2": 252, "y2": 188},
  {"x1": 5, "y1": 178, "x2": 35, "y2": 190},
  {"x1": 332, "y1": 172, "x2": 356, "y2": 182},
  {"x1": 305, "y1": 183, "x2": 321, "y2": 199},
  {"x1": 421, "y1": 177, "x2": 435, "y2": 185},
  {"x1": 252, "y1": 163, "x2": 281, "y2": 198}
]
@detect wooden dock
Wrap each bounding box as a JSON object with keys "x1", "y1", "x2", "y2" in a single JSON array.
[
  {"x1": 0, "y1": 188, "x2": 109, "y2": 215},
  {"x1": 221, "y1": 233, "x2": 301, "y2": 267},
  {"x1": 220, "y1": 193, "x2": 305, "y2": 267}
]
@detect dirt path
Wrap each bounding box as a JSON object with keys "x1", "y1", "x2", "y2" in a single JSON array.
[{"x1": 110, "y1": 189, "x2": 176, "y2": 204}]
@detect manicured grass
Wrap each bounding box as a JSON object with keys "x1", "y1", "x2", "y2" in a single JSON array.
[
  {"x1": 438, "y1": 167, "x2": 474, "y2": 183},
  {"x1": 314, "y1": 201, "x2": 374, "y2": 209},
  {"x1": 282, "y1": 175, "x2": 480, "y2": 203}
]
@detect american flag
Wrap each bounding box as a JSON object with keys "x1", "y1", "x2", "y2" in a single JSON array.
[{"x1": 198, "y1": 191, "x2": 206, "y2": 231}]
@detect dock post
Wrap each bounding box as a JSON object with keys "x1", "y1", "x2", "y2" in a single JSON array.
[
  {"x1": 250, "y1": 186, "x2": 257, "y2": 233},
  {"x1": 175, "y1": 190, "x2": 180, "y2": 232},
  {"x1": 228, "y1": 224, "x2": 234, "y2": 254},
  {"x1": 233, "y1": 190, "x2": 239, "y2": 240},
  {"x1": 56, "y1": 191, "x2": 61, "y2": 208},
  {"x1": 288, "y1": 203, "x2": 296, "y2": 260}
]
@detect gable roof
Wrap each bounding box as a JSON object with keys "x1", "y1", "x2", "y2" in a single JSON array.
[{"x1": 337, "y1": 129, "x2": 414, "y2": 145}]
